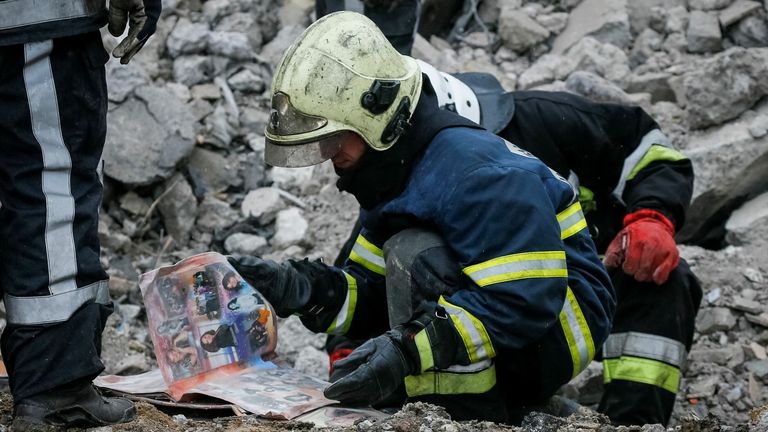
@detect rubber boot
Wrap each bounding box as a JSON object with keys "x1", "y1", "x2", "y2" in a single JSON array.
[{"x1": 12, "y1": 381, "x2": 136, "y2": 431}]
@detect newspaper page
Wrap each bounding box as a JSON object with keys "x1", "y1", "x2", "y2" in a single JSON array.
[
  {"x1": 185, "y1": 366, "x2": 333, "y2": 419},
  {"x1": 139, "y1": 252, "x2": 279, "y2": 399},
  {"x1": 95, "y1": 367, "x2": 338, "y2": 420}
]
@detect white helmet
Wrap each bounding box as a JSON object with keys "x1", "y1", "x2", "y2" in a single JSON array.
[
  {"x1": 265, "y1": 11, "x2": 423, "y2": 167},
  {"x1": 416, "y1": 59, "x2": 480, "y2": 124}
]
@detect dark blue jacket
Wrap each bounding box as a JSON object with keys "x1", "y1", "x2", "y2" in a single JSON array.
[{"x1": 332, "y1": 125, "x2": 615, "y2": 375}]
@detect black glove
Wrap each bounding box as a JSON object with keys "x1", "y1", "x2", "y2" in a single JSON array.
[
  {"x1": 323, "y1": 307, "x2": 469, "y2": 405},
  {"x1": 323, "y1": 329, "x2": 415, "y2": 405},
  {"x1": 108, "y1": 0, "x2": 162, "y2": 64},
  {"x1": 228, "y1": 256, "x2": 347, "y2": 332}
]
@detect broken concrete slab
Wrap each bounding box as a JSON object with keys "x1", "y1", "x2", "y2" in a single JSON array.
[
  {"x1": 687, "y1": 10, "x2": 723, "y2": 53},
  {"x1": 551, "y1": 0, "x2": 631, "y2": 54},
  {"x1": 272, "y1": 207, "x2": 308, "y2": 249},
  {"x1": 682, "y1": 47, "x2": 768, "y2": 129},
  {"x1": 696, "y1": 307, "x2": 738, "y2": 334},
  {"x1": 498, "y1": 7, "x2": 551, "y2": 53},
  {"x1": 725, "y1": 191, "x2": 768, "y2": 245},
  {"x1": 241, "y1": 187, "x2": 285, "y2": 225},
  {"x1": 104, "y1": 98, "x2": 195, "y2": 186},
  {"x1": 720, "y1": 0, "x2": 763, "y2": 27},
  {"x1": 157, "y1": 174, "x2": 198, "y2": 246}
]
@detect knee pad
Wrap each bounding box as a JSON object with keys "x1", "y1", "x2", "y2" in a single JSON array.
[{"x1": 383, "y1": 228, "x2": 462, "y2": 327}]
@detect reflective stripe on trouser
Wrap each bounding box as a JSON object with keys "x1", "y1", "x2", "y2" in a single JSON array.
[
  {"x1": 598, "y1": 260, "x2": 702, "y2": 426},
  {"x1": 404, "y1": 361, "x2": 508, "y2": 423},
  {"x1": 0, "y1": 33, "x2": 112, "y2": 400},
  {"x1": 405, "y1": 360, "x2": 496, "y2": 397}
]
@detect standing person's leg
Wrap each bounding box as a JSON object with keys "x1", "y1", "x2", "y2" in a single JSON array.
[
  {"x1": 598, "y1": 261, "x2": 702, "y2": 425},
  {"x1": 315, "y1": 0, "x2": 420, "y2": 55},
  {"x1": 0, "y1": 32, "x2": 135, "y2": 428}
]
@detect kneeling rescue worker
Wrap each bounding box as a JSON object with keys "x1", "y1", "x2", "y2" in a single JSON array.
[{"x1": 231, "y1": 11, "x2": 616, "y2": 424}]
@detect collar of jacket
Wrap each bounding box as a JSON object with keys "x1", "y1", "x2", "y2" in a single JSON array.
[{"x1": 336, "y1": 77, "x2": 482, "y2": 210}]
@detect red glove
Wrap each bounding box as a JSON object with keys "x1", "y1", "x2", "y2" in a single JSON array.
[
  {"x1": 604, "y1": 209, "x2": 680, "y2": 285},
  {"x1": 328, "y1": 347, "x2": 354, "y2": 379}
]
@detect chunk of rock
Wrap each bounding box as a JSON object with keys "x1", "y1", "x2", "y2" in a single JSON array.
[
  {"x1": 187, "y1": 148, "x2": 241, "y2": 196},
  {"x1": 207, "y1": 31, "x2": 252, "y2": 60},
  {"x1": 224, "y1": 233, "x2": 268, "y2": 256},
  {"x1": 272, "y1": 207, "x2": 308, "y2": 248},
  {"x1": 104, "y1": 95, "x2": 195, "y2": 186},
  {"x1": 551, "y1": 0, "x2": 631, "y2": 54},
  {"x1": 166, "y1": 18, "x2": 209, "y2": 58},
  {"x1": 725, "y1": 191, "x2": 768, "y2": 246},
  {"x1": 687, "y1": 10, "x2": 723, "y2": 53},
  {"x1": 157, "y1": 174, "x2": 198, "y2": 246},
  {"x1": 720, "y1": 0, "x2": 763, "y2": 27},
  {"x1": 696, "y1": 307, "x2": 737, "y2": 334},
  {"x1": 172, "y1": 55, "x2": 213, "y2": 87},
  {"x1": 196, "y1": 196, "x2": 239, "y2": 232},
  {"x1": 565, "y1": 71, "x2": 634, "y2": 105},
  {"x1": 241, "y1": 187, "x2": 285, "y2": 225},
  {"x1": 498, "y1": 8, "x2": 551, "y2": 53}
]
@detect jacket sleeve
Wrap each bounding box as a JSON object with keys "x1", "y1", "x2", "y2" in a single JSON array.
[
  {"x1": 320, "y1": 228, "x2": 390, "y2": 340},
  {"x1": 434, "y1": 164, "x2": 578, "y2": 359},
  {"x1": 508, "y1": 91, "x2": 694, "y2": 227}
]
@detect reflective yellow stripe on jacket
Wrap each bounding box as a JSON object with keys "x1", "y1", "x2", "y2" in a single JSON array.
[
  {"x1": 463, "y1": 251, "x2": 567, "y2": 286},
  {"x1": 458, "y1": 201, "x2": 592, "y2": 379},
  {"x1": 558, "y1": 201, "x2": 588, "y2": 240},
  {"x1": 439, "y1": 297, "x2": 496, "y2": 363},
  {"x1": 557, "y1": 202, "x2": 594, "y2": 378},
  {"x1": 348, "y1": 234, "x2": 385, "y2": 275},
  {"x1": 325, "y1": 271, "x2": 357, "y2": 335},
  {"x1": 559, "y1": 286, "x2": 595, "y2": 378}
]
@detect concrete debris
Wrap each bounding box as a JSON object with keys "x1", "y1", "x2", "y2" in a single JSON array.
[
  {"x1": 103, "y1": 98, "x2": 195, "y2": 186},
  {"x1": 565, "y1": 70, "x2": 636, "y2": 105},
  {"x1": 271, "y1": 207, "x2": 308, "y2": 248},
  {"x1": 241, "y1": 187, "x2": 285, "y2": 225},
  {"x1": 224, "y1": 232, "x2": 268, "y2": 256},
  {"x1": 726, "y1": 191, "x2": 768, "y2": 246},
  {"x1": 156, "y1": 174, "x2": 198, "y2": 246},
  {"x1": 720, "y1": 0, "x2": 763, "y2": 27},
  {"x1": 689, "y1": 0, "x2": 735, "y2": 10},
  {"x1": 105, "y1": 60, "x2": 150, "y2": 103},
  {"x1": 172, "y1": 55, "x2": 213, "y2": 86},
  {"x1": 730, "y1": 296, "x2": 765, "y2": 314},
  {"x1": 196, "y1": 195, "x2": 239, "y2": 232},
  {"x1": 498, "y1": 7, "x2": 551, "y2": 53},
  {"x1": 166, "y1": 18, "x2": 210, "y2": 58},
  {"x1": 687, "y1": 10, "x2": 723, "y2": 53},
  {"x1": 696, "y1": 307, "x2": 737, "y2": 334},
  {"x1": 552, "y1": 0, "x2": 631, "y2": 54},
  {"x1": 682, "y1": 47, "x2": 768, "y2": 130},
  {"x1": 227, "y1": 67, "x2": 266, "y2": 93},
  {"x1": 187, "y1": 147, "x2": 241, "y2": 195}
]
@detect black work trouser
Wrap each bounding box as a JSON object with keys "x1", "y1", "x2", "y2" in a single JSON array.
[
  {"x1": 598, "y1": 260, "x2": 702, "y2": 426},
  {"x1": 0, "y1": 32, "x2": 113, "y2": 401}
]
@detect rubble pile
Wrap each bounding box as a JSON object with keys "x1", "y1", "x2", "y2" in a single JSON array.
[{"x1": 81, "y1": 0, "x2": 768, "y2": 429}]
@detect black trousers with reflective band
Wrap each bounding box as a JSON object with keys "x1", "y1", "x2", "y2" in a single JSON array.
[
  {"x1": 598, "y1": 260, "x2": 702, "y2": 426},
  {"x1": 0, "y1": 31, "x2": 112, "y2": 401}
]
